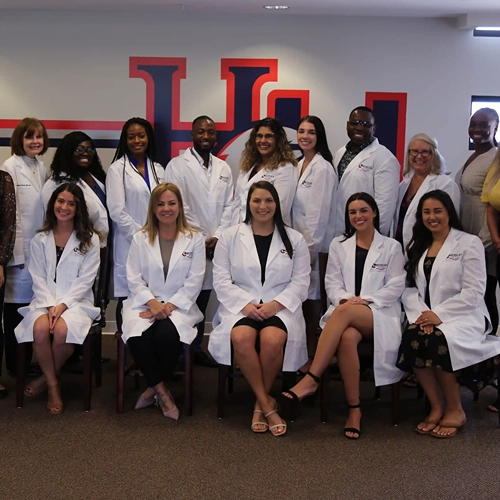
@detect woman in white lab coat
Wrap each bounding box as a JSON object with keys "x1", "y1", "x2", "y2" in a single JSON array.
[
  {"x1": 106, "y1": 117, "x2": 164, "y2": 328},
  {"x1": 15, "y1": 183, "x2": 100, "y2": 414},
  {"x1": 42, "y1": 132, "x2": 109, "y2": 245},
  {"x1": 292, "y1": 115, "x2": 337, "y2": 374},
  {"x1": 284, "y1": 192, "x2": 405, "y2": 440},
  {"x1": 232, "y1": 117, "x2": 298, "y2": 226},
  {"x1": 397, "y1": 190, "x2": 500, "y2": 438},
  {"x1": 394, "y1": 133, "x2": 460, "y2": 251},
  {"x1": 209, "y1": 181, "x2": 310, "y2": 436},
  {"x1": 0, "y1": 118, "x2": 49, "y2": 376},
  {"x1": 122, "y1": 183, "x2": 205, "y2": 420}
]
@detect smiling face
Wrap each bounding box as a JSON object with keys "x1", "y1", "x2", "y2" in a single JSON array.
[
  {"x1": 155, "y1": 189, "x2": 180, "y2": 227},
  {"x1": 422, "y1": 197, "x2": 450, "y2": 236},
  {"x1": 408, "y1": 138, "x2": 433, "y2": 176},
  {"x1": 126, "y1": 123, "x2": 148, "y2": 159},
  {"x1": 347, "y1": 109, "x2": 375, "y2": 146},
  {"x1": 73, "y1": 140, "x2": 95, "y2": 169},
  {"x1": 54, "y1": 190, "x2": 76, "y2": 223},
  {"x1": 297, "y1": 120, "x2": 317, "y2": 154},
  {"x1": 255, "y1": 126, "x2": 277, "y2": 159},
  {"x1": 469, "y1": 110, "x2": 498, "y2": 147},
  {"x1": 191, "y1": 118, "x2": 217, "y2": 155},
  {"x1": 348, "y1": 199, "x2": 377, "y2": 232},
  {"x1": 23, "y1": 128, "x2": 44, "y2": 159},
  {"x1": 249, "y1": 188, "x2": 276, "y2": 223}
]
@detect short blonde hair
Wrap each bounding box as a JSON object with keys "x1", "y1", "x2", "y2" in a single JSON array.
[{"x1": 403, "y1": 133, "x2": 446, "y2": 176}]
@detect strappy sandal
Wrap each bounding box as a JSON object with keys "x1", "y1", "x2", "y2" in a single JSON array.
[
  {"x1": 251, "y1": 410, "x2": 269, "y2": 433},
  {"x1": 344, "y1": 403, "x2": 361, "y2": 440},
  {"x1": 24, "y1": 376, "x2": 48, "y2": 398},
  {"x1": 265, "y1": 409, "x2": 287, "y2": 437},
  {"x1": 282, "y1": 371, "x2": 320, "y2": 409}
]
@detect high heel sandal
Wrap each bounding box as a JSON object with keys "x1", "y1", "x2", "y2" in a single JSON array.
[
  {"x1": 344, "y1": 404, "x2": 361, "y2": 440},
  {"x1": 135, "y1": 391, "x2": 156, "y2": 410},
  {"x1": 264, "y1": 409, "x2": 287, "y2": 437},
  {"x1": 46, "y1": 385, "x2": 63, "y2": 415},
  {"x1": 282, "y1": 371, "x2": 320, "y2": 407},
  {"x1": 251, "y1": 410, "x2": 269, "y2": 433},
  {"x1": 155, "y1": 392, "x2": 180, "y2": 421}
]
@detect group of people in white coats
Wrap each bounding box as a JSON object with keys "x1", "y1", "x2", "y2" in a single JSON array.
[{"x1": 1, "y1": 107, "x2": 500, "y2": 439}]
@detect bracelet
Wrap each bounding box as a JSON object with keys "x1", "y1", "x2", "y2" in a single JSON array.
[{"x1": 273, "y1": 301, "x2": 278, "y2": 315}]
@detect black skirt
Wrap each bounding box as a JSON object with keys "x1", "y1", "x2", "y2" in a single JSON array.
[{"x1": 233, "y1": 315, "x2": 287, "y2": 334}]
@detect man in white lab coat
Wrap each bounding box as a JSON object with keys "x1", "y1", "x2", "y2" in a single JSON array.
[
  {"x1": 165, "y1": 116, "x2": 234, "y2": 367},
  {"x1": 333, "y1": 106, "x2": 400, "y2": 237}
]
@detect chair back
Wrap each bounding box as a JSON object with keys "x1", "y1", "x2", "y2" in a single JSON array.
[{"x1": 318, "y1": 252, "x2": 329, "y2": 315}]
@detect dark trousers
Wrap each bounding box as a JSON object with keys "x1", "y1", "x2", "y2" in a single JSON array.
[
  {"x1": 0, "y1": 282, "x2": 4, "y2": 376},
  {"x1": 485, "y1": 274, "x2": 499, "y2": 334},
  {"x1": 193, "y1": 289, "x2": 211, "y2": 353},
  {"x1": 3, "y1": 302, "x2": 32, "y2": 375},
  {"x1": 127, "y1": 318, "x2": 182, "y2": 388}
]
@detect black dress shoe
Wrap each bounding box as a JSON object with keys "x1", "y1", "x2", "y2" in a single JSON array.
[
  {"x1": 0, "y1": 387, "x2": 9, "y2": 399},
  {"x1": 193, "y1": 351, "x2": 218, "y2": 368}
]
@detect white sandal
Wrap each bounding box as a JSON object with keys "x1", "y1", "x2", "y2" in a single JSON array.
[
  {"x1": 251, "y1": 410, "x2": 269, "y2": 433},
  {"x1": 265, "y1": 409, "x2": 287, "y2": 437}
]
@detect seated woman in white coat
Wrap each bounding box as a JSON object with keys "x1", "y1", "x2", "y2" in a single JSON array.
[
  {"x1": 42, "y1": 132, "x2": 109, "y2": 245},
  {"x1": 284, "y1": 192, "x2": 405, "y2": 440},
  {"x1": 232, "y1": 117, "x2": 298, "y2": 226},
  {"x1": 397, "y1": 190, "x2": 500, "y2": 438},
  {"x1": 15, "y1": 183, "x2": 100, "y2": 414},
  {"x1": 292, "y1": 115, "x2": 337, "y2": 374},
  {"x1": 122, "y1": 183, "x2": 205, "y2": 420},
  {"x1": 209, "y1": 181, "x2": 310, "y2": 436},
  {"x1": 106, "y1": 117, "x2": 164, "y2": 329},
  {"x1": 394, "y1": 133, "x2": 460, "y2": 251}
]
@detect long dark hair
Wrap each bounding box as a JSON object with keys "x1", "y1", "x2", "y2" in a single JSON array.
[
  {"x1": 405, "y1": 190, "x2": 462, "y2": 287},
  {"x1": 39, "y1": 183, "x2": 95, "y2": 253},
  {"x1": 343, "y1": 192, "x2": 380, "y2": 239},
  {"x1": 112, "y1": 117, "x2": 158, "y2": 164},
  {"x1": 244, "y1": 181, "x2": 293, "y2": 259},
  {"x1": 50, "y1": 132, "x2": 106, "y2": 184},
  {"x1": 297, "y1": 115, "x2": 333, "y2": 165}
]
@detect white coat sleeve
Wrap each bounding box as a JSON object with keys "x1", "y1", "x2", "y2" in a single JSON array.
[
  {"x1": 106, "y1": 164, "x2": 142, "y2": 241},
  {"x1": 362, "y1": 244, "x2": 406, "y2": 309},
  {"x1": 325, "y1": 240, "x2": 352, "y2": 306},
  {"x1": 169, "y1": 233, "x2": 206, "y2": 311},
  {"x1": 212, "y1": 231, "x2": 255, "y2": 315},
  {"x1": 432, "y1": 237, "x2": 487, "y2": 323},
  {"x1": 154, "y1": 163, "x2": 165, "y2": 183},
  {"x1": 401, "y1": 286, "x2": 429, "y2": 324},
  {"x1": 273, "y1": 235, "x2": 311, "y2": 313},
  {"x1": 126, "y1": 234, "x2": 156, "y2": 307},
  {"x1": 373, "y1": 153, "x2": 400, "y2": 236},
  {"x1": 41, "y1": 179, "x2": 55, "y2": 209},
  {"x1": 28, "y1": 237, "x2": 55, "y2": 308},
  {"x1": 301, "y1": 165, "x2": 337, "y2": 256},
  {"x1": 446, "y1": 177, "x2": 461, "y2": 215},
  {"x1": 273, "y1": 164, "x2": 298, "y2": 226},
  {"x1": 59, "y1": 237, "x2": 100, "y2": 309},
  {"x1": 214, "y1": 171, "x2": 234, "y2": 239}
]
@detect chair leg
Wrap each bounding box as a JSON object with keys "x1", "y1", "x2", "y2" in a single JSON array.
[
  {"x1": 227, "y1": 364, "x2": 234, "y2": 394},
  {"x1": 375, "y1": 386, "x2": 381, "y2": 399},
  {"x1": 16, "y1": 342, "x2": 27, "y2": 408},
  {"x1": 391, "y1": 382, "x2": 400, "y2": 425},
  {"x1": 282, "y1": 372, "x2": 296, "y2": 392},
  {"x1": 184, "y1": 343, "x2": 193, "y2": 417},
  {"x1": 94, "y1": 329, "x2": 103, "y2": 388},
  {"x1": 218, "y1": 365, "x2": 229, "y2": 418},
  {"x1": 417, "y1": 384, "x2": 424, "y2": 400},
  {"x1": 82, "y1": 336, "x2": 93, "y2": 412},
  {"x1": 320, "y1": 366, "x2": 330, "y2": 423},
  {"x1": 116, "y1": 334, "x2": 125, "y2": 414}
]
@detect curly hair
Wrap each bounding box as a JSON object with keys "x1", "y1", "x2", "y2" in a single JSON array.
[{"x1": 239, "y1": 117, "x2": 297, "y2": 173}]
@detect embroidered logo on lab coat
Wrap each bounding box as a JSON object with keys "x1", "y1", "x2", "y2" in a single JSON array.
[
  {"x1": 262, "y1": 174, "x2": 275, "y2": 182},
  {"x1": 446, "y1": 253, "x2": 462, "y2": 261},
  {"x1": 182, "y1": 251, "x2": 193, "y2": 258},
  {"x1": 280, "y1": 248, "x2": 288, "y2": 254},
  {"x1": 358, "y1": 163, "x2": 373, "y2": 172},
  {"x1": 219, "y1": 175, "x2": 229, "y2": 183},
  {"x1": 301, "y1": 180, "x2": 313, "y2": 188},
  {"x1": 372, "y1": 263, "x2": 388, "y2": 271},
  {"x1": 73, "y1": 247, "x2": 87, "y2": 256}
]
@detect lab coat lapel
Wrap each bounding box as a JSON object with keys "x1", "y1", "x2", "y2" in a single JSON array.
[
  {"x1": 148, "y1": 234, "x2": 166, "y2": 273},
  {"x1": 341, "y1": 235, "x2": 357, "y2": 294},
  {"x1": 166, "y1": 232, "x2": 188, "y2": 279},
  {"x1": 298, "y1": 154, "x2": 320, "y2": 183},
  {"x1": 361, "y1": 231, "x2": 383, "y2": 287},
  {"x1": 265, "y1": 227, "x2": 283, "y2": 269},
  {"x1": 57, "y1": 231, "x2": 80, "y2": 267},
  {"x1": 430, "y1": 228, "x2": 460, "y2": 279},
  {"x1": 239, "y1": 223, "x2": 260, "y2": 266},
  {"x1": 342, "y1": 139, "x2": 378, "y2": 178}
]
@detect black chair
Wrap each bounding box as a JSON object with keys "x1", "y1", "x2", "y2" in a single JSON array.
[{"x1": 16, "y1": 246, "x2": 109, "y2": 412}]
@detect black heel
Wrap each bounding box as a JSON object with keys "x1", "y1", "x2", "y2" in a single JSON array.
[
  {"x1": 282, "y1": 371, "x2": 321, "y2": 412},
  {"x1": 344, "y1": 403, "x2": 361, "y2": 440}
]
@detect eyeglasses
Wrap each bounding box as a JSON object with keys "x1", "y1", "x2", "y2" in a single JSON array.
[
  {"x1": 255, "y1": 133, "x2": 275, "y2": 140},
  {"x1": 348, "y1": 120, "x2": 374, "y2": 129},
  {"x1": 74, "y1": 146, "x2": 95, "y2": 155},
  {"x1": 408, "y1": 149, "x2": 432, "y2": 158}
]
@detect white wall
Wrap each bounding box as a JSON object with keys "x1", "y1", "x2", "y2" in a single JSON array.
[{"x1": 1, "y1": 10, "x2": 500, "y2": 174}]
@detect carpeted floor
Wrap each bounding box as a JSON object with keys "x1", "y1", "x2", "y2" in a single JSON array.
[{"x1": 1, "y1": 335, "x2": 499, "y2": 500}]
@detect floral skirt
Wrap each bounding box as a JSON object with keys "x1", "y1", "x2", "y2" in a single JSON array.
[{"x1": 396, "y1": 323, "x2": 500, "y2": 393}]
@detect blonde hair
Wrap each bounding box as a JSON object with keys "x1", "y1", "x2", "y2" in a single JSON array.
[
  {"x1": 483, "y1": 148, "x2": 500, "y2": 197},
  {"x1": 403, "y1": 133, "x2": 446, "y2": 176},
  {"x1": 142, "y1": 183, "x2": 195, "y2": 244}
]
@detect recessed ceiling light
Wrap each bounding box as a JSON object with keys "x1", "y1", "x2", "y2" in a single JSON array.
[
  {"x1": 475, "y1": 26, "x2": 500, "y2": 31},
  {"x1": 263, "y1": 5, "x2": 290, "y2": 10}
]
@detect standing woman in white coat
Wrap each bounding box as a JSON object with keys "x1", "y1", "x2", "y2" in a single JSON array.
[
  {"x1": 397, "y1": 190, "x2": 500, "y2": 438},
  {"x1": 232, "y1": 117, "x2": 298, "y2": 226},
  {"x1": 284, "y1": 192, "x2": 405, "y2": 439},
  {"x1": 0, "y1": 117, "x2": 49, "y2": 376},
  {"x1": 292, "y1": 115, "x2": 337, "y2": 374},
  {"x1": 15, "y1": 183, "x2": 100, "y2": 414},
  {"x1": 122, "y1": 183, "x2": 205, "y2": 420},
  {"x1": 107, "y1": 118, "x2": 164, "y2": 329},
  {"x1": 394, "y1": 133, "x2": 460, "y2": 251},
  {"x1": 42, "y1": 132, "x2": 109, "y2": 245},
  {"x1": 209, "y1": 181, "x2": 310, "y2": 436}
]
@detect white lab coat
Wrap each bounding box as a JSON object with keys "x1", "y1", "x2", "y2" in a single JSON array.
[
  {"x1": 0, "y1": 155, "x2": 47, "y2": 302},
  {"x1": 231, "y1": 162, "x2": 298, "y2": 227},
  {"x1": 292, "y1": 153, "x2": 338, "y2": 299},
  {"x1": 14, "y1": 231, "x2": 101, "y2": 345},
  {"x1": 320, "y1": 231, "x2": 405, "y2": 386},
  {"x1": 333, "y1": 139, "x2": 400, "y2": 237},
  {"x1": 121, "y1": 230, "x2": 205, "y2": 344},
  {"x1": 165, "y1": 149, "x2": 234, "y2": 290},
  {"x1": 42, "y1": 177, "x2": 109, "y2": 245},
  {"x1": 208, "y1": 223, "x2": 310, "y2": 371},
  {"x1": 394, "y1": 173, "x2": 461, "y2": 250},
  {"x1": 106, "y1": 156, "x2": 164, "y2": 297},
  {"x1": 402, "y1": 229, "x2": 500, "y2": 370}
]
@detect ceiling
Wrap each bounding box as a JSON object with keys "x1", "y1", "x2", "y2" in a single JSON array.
[{"x1": 0, "y1": 0, "x2": 499, "y2": 18}]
